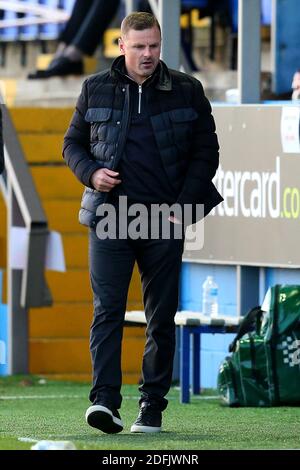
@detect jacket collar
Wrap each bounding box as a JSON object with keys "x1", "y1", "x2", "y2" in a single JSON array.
[{"x1": 111, "y1": 55, "x2": 172, "y2": 91}]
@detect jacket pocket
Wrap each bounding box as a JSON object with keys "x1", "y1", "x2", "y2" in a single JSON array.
[
  {"x1": 85, "y1": 108, "x2": 112, "y2": 123},
  {"x1": 85, "y1": 107, "x2": 112, "y2": 142},
  {"x1": 169, "y1": 107, "x2": 198, "y2": 123},
  {"x1": 169, "y1": 108, "x2": 198, "y2": 153}
]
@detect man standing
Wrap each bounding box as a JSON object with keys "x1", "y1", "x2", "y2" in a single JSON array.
[{"x1": 63, "y1": 12, "x2": 222, "y2": 434}]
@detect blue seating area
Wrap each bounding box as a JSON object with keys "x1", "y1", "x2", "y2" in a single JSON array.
[
  {"x1": 0, "y1": 0, "x2": 75, "y2": 42},
  {"x1": 181, "y1": 0, "x2": 271, "y2": 33},
  {"x1": 0, "y1": 0, "x2": 272, "y2": 43},
  {"x1": 0, "y1": 270, "x2": 8, "y2": 375}
]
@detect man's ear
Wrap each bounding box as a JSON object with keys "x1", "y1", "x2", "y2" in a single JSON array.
[{"x1": 119, "y1": 38, "x2": 125, "y2": 54}]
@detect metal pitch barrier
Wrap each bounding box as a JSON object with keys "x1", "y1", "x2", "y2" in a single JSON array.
[{"x1": 0, "y1": 102, "x2": 52, "y2": 374}]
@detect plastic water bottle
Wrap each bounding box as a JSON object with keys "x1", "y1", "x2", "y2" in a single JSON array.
[
  {"x1": 202, "y1": 276, "x2": 218, "y2": 317},
  {"x1": 31, "y1": 440, "x2": 76, "y2": 450}
]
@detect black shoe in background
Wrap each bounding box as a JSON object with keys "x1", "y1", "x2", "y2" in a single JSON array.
[
  {"x1": 85, "y1": 403, "x2": 123, "y2": 434},
  {"x1": 27, "y1": 56, "x2": 83, "y2": 79},
  {"x1": 131, "y1": 401, "x2": 162, "y2": 433}
]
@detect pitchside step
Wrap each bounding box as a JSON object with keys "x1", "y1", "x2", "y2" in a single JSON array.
[{"x1": 0, "y1": 77, "x2": 83, "y2": 107}]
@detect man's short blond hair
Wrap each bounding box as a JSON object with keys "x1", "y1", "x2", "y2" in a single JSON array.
[{"x1": 121, "y1": 12, "x2": 161, "y2": 38}]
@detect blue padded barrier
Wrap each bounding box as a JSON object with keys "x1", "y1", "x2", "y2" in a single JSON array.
[
  {"x1": 0, "y1": 270, "x2": 8, "y2": 376},
  {"x1": 180, "y1": 262, "x2": 237, "y2": 388}
]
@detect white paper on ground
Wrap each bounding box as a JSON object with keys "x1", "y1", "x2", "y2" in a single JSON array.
[
  {"x1": 9, "y1": 226, "x2": 66, "y2": 272},
  {"x1": 280, "y1": 106, "x2": 300, "y2": 153}
]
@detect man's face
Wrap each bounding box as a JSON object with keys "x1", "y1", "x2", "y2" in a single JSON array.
[{"x1": 119, "y1": 26, "x2": 161, "y2": 84}]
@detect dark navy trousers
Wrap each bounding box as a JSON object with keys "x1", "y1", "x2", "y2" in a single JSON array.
[{"x1": 88, "y1": 216, "x2": 184, "y2": 411}]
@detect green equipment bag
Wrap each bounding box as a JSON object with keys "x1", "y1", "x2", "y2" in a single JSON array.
[{"x1": 218, "y1": 285, "x2": 300, "y2": 406}]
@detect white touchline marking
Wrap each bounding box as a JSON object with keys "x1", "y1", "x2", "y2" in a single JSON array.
[
  {"x1": 123, "y1": 395, "x2": 219, "y2": 400},
  {"x1": 1, "y1": 394, "x2": 219, "y2": 400},
  {"x1": 18, "y1": 437, "x2": 39, "y2": 443},
  {"x1": 0, "y1": 395, "x2": 82, "y2": 400}
]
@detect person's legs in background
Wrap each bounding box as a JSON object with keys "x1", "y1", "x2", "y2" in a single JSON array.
[
  {"x1": 69, "y1": 0, "x2": 120, "y2": 58},
  {"x1": 55, "y1": 0, "x2": 95, "y2": 60},
  {"x1": 28, "y1": 0, "x2": 120, "y2": 78}
]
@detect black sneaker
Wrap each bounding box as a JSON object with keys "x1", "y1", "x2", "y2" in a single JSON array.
[
  {"x1": 130, "y1": 402, "x2": 162, "y2": 433},
  {"x1": 85, "y1": 404, "x2": 123, "y2": 434}
]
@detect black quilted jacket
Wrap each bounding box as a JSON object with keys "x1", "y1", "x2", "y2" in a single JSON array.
[{"x1": 63, "y1": 56, "x2": 223, "y2": 227}]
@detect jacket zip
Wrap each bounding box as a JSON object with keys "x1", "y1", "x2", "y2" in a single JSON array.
[
  {"x1": 125, "y1": 73, "x2": 150, "y2": 115},
  {"x1": 138, "y1": 84, "x2": 142, "y2": 114}
]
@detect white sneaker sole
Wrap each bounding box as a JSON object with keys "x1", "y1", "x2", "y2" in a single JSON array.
[
  {"x1": 130, "y1": 424, "x2": 161, "y2": 433},
  {"x1": 86, "y1": 405, "x2": 123, "y2": 434}
]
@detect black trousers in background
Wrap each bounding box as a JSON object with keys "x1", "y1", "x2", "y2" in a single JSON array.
[
  {"x1": 88, "y1": 216, "x2": 185, "y2": 411},
  {"x1": 60, "y1": 0, "x2": 120, "y2": 55}
]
